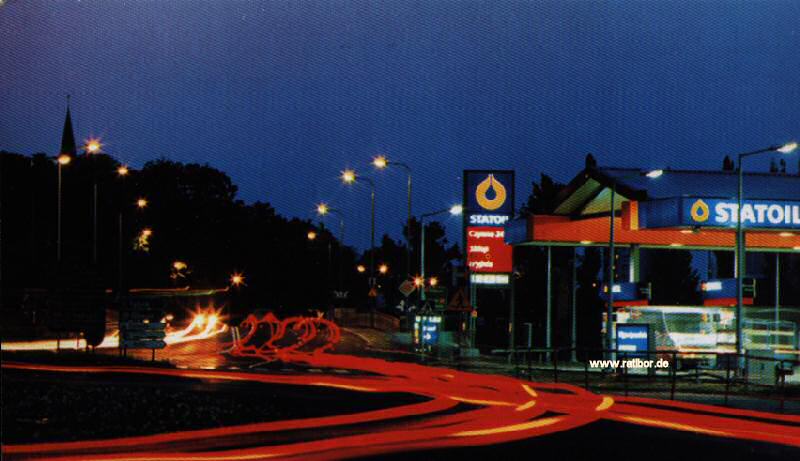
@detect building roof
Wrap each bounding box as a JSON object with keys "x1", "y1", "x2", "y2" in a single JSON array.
[{"x1": 554, "y1": 167, "x2": 800, "y2": 216}]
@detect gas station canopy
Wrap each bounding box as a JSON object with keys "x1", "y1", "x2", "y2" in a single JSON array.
[{"x1": 507, "y1": 167, "x2": 800, "y2": 252}]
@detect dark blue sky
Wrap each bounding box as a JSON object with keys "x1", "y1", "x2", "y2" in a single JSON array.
[{"x1": 2, "y1": 1, "x2": 798, "y2": 250}]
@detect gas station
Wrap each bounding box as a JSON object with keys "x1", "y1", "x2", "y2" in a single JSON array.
[{"x1": 499, "y1": 159, "x2": 800, "y2": 368}]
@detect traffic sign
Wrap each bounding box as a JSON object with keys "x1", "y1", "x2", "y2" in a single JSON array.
[
  {"x1": 448, "y1": 287, "x2": 471, "y2": 311},
  {"x1": 398, "y1": 280, "x2": 416, "y2": 297},
  {"x1": 121, "y1": 339, "x2": 166, "y2": 349}
]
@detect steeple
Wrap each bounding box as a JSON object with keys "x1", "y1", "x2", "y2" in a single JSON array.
[{"x1": 59, "y1": 95, "x2": 76, "y2": 156}]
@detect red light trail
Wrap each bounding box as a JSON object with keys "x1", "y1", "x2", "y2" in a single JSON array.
[{"x1": 2, "y1": 314, "x2": 799, "y2": 460}]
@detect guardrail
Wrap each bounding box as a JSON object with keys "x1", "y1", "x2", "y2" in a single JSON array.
[{"x1": 487, "y1": 347, "x2": 798, "y2": 413}]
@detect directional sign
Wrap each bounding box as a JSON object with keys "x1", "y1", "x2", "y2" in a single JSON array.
[
  {"x1": 398, "y1": 280, "x2": 416, "y2": 297},
  {"x1": 120, "y1": 297, "x2": 167, "y2": 349},
  {"x1": 426, "y1": 287, "x2": 448, "y2": 311},
  {"x1": 121, "y1": 340, "x2": 166, "y2": 349}
]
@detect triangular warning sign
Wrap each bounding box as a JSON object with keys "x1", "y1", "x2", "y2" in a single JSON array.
[
  {"x1": 368, "y1": 287, "x2": 378, "y2": 298},
  {"x1": 448, "y1": 287, "x2": 471, "y2": 311}
]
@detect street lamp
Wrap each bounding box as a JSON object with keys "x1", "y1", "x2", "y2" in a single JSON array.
[
  {"x1": 341, "y1": 169, "x2": 376, "y2": 282},
  {"x1": 379, "y1": 263, "x2": 389, "y2": 274},
  {"x1": 307, "y1": 230, "x2": 317, "y2": 241},
  {"x1": 419, "y1": 204, "x2": 462, "y2": 301},
  {"x1": 316, "y1": 202, "x2": 345, "y2": 245},
  {"x1": 56, "y1": 154, "x2": 72, "y2": 262},
  {"x1": 117, "y1": 165, "x2": 129, "y2": 176},
  {"x1": 317, "y1": 203, "x2": 346, "y2": 290},
  {"x1": 735, "y1": 141, "x2": 797, "y2": 359},
  {"x1": 372, "y1": 155, "x2": 413, "y2": 280},
  {"x1": 84, "y1": 138, "x2": 103, "y2": 264},
  {"x1": 230, "y1": 272, "x2": 245, "y2": 287},
  {"x1": 605, "y1": 169, "x2": 663, "y2": 355}
]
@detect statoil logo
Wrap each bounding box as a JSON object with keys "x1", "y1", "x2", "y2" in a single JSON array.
[
  {"x1": 475, "y1": 174, "x2": 507, "y2": 211},
  {"x1": 690, "y1": 199, "x2": 710, "y2": 223}
]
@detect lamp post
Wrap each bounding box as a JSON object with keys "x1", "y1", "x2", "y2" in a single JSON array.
[
  {"x1": 341, "y1": 169, "x2": 376, "y2": 282},
  {"x1": 372, "y1": 155, "x2": 412, "y2": 280},
  {"x1": 605, "y1": 169, "x2": 663, "y2": 356},
  {"x1": 419, "y1": 204, "x2": 463, "y2": 302},
  {"x1": 56, "y1": 154, "x2": 72, "y2": 262},
  {"x1": 317, "y1": 203, "x2": 346, "y2": 290},
  {"x1": 735, "y1": 141, "x2": 797, "y2": 359},
  {"x1": 84, "y1": 138, "x2": 102, "y2": 265}
]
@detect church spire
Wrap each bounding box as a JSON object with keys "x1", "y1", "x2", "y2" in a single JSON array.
[{"x1": 59, "y1": 95, "x2": 77, "y2": 156}]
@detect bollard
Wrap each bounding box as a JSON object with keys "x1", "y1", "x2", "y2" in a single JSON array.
[
  {"x1": 724, "y1": 354, "x2": 731, "y2": 406},
  {"x1": 670, "y1": 351, "x2": 677, "y2": 400}
]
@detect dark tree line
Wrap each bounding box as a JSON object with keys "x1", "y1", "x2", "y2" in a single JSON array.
[{"x1": 0, "y1": 151, "x2": 461, "y2": 322}]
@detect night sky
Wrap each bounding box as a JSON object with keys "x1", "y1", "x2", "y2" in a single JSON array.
[{"x1": 2, "y1": 1, "x2": 798, "y2": 250}]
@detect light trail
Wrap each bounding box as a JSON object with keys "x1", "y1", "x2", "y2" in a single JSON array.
[
  {"x1": 1, "y1": 310, "x2": 227, "y2": 352},
  {"x1": 2, "y1": 313, "x2": 799, "y2": 460}
]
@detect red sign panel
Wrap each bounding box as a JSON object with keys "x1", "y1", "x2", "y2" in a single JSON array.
[{"x1": 466, "y1": 226, "x2": 512, "y2": 273}]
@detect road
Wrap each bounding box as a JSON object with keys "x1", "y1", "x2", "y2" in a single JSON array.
[{"x1": 2, "y1": 315, "x2": 800, "y2": 460}]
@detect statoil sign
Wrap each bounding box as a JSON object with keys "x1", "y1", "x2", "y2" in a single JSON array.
[
  {"x1": 687, "y1": 198, "x2": 800, "y2": 229},
  {"x1": 640, "y1": 197, "x2": 800, "y2": 230},
  {"x1": 464, "y1": 170, "x2": 514, "y2": 276}
]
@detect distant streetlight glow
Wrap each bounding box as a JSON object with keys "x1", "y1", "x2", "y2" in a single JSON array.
[
  {"x1": 307, "y1": 230, "x2": 317, "y2": 240},
  {"x1": 230, "y1": 272, "x2": 245, "y2": 287},
  {"x1": 136, "y1": 198, "x2": 148, "y2": 209},
  {"x1": 777, "y1": 141, "x2": 798, "y2": 154},
  {"x1": 429, "y1": 276, "x2": 438, "y2": 287},
  {"x1": 356, "y1": 264, "x2": 366, "y2": 273},
  {"x1": 414, "y1": 276, "x2": 424, "y2": 287},
  {"x1": 372, "y1": 155, "x2": 388, "y2": 169},
  {"x1": 341, "y1": 169, "x2": 356, "y2": 184},
  {"x1": 316, "y1": 203, "x2": 329, "y2": 215},
  {"x1": 378, "y1": 263, "x2": 389, "y2": 274},
  {"x1": 57, "y1": 154, "x2": 71, "y2": 165},
  {"x1": 172, "y1": 261, "x2": 187, "y2": 270},
  {"x1": 85, "y1": 138, "x2": 102, "y2": 154},
  {"x1": 117, "y1": 165, "x2": 129, "y2": 176}
]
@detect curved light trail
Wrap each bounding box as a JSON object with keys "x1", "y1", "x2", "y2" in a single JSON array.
[
  {"x1": 1, "y1": 310, "x2": 227, "y2": 352},
  {"x1": 2, "y1": 314, "x2": 799, "y2": 460}
]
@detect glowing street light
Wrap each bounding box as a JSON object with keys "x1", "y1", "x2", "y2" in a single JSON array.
[
  {"x1": 55, "y1": 153, "x2": 73, "y2": 262},
  {"x1": 341, "y1": 169, "x2": 356, "y2": 184},
  {"x1": 307, "y1": 230, "x2": 317, "y2": 241},
  {"x1": 230, "y1": 272, "x2": 245, "y2": 287},
  {"x1": 734, "y1": 140, "x2": 797, "y2": 361},
  {"x1": 371, "y1": 154, "x2": 413, "y2": 280},
  {"x1": 136, "y1": 198, "x2": 148, "y2": 209},
  {"x1": 419, "y1": 204, "x2": 463, "y2": 301},
  {"x1": 414, "y1": 276, "x2": 424, "y2": 287},
  {"x1": 172, "y1": 261, "x2": 187, "y2": 270},
  {"x1": 117, "y1": 165, "x2": 129, "y2": 176},
  {"x1": 372, "y1": 155, "x2": 388, "y2": 169},
  {"x1": 777, "y1": 141, "x2": 798, "y2": 154},
  {"x1": 378, "y1": 263, "x2": 389, "y2": 274},
  {"x1": 141, "y1": 228, "x2": 152, "y2": 237},
  {"x1": 429, "y1": 276, "x2": 438, "y2": 287},
  {"x1": 84, "y1": 138, "x2": 102, "y2": 154},
  {"x1": 356, "y1": 264, "x2": 366, "y2": 273},
  {"x1": 341, "y1": 169, "x2": 376, "y2": 281},
  {"x1": 316, "y1": 203, "x2": 329, "y2": 215}
]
